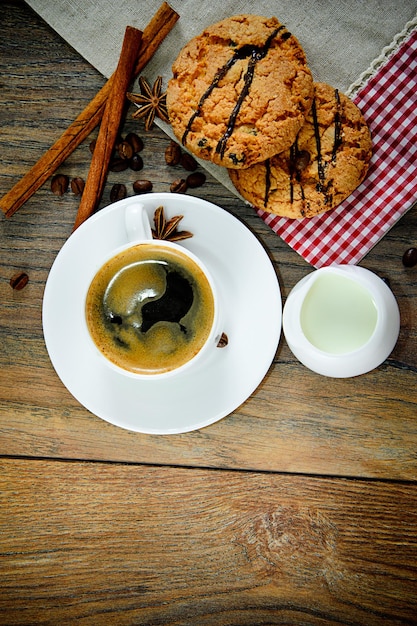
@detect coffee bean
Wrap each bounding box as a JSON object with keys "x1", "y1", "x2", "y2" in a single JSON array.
[
  {"x1": 216, "y1": 332, "x2": 228, "y2": 348},
  {"x1": 133, "y1": 180, "x2": 153, "y2": 194},
  {"x1": 10, "y1": 271, "x2": 29, "y2": 291},
  {"x1": 170, "y1": 178, "x2": 188, "y2": 193},
  {"x1": 110, "y1": 183, "x2": 127, "y2": 202},
  {"x1": 70, "y1": 177, "x2": 85, "y2": 196},
  {"x1": 180, "y1": 153, "x2": 198, "y2": 171},
  {"x1": 89, "y1": 139, "x2": 96, "y2": 154},
  {"x1": 165, "y1": 141, "x2": 181, "y2": 166},
  {"x1": 109, "y1": 158, "x2": 129, "y2": 172},
  {"x1": 125, "y1": 132, "x2": 144, "y2": 153},
  {"x1": 186, "y1": 172, "x2": 206, "y2": 188},
  {"x1": 51, "y1": 174, "x2": 69, "y2": 196},
  {"x1": 129, "y1": 153, "x2": 144, "y2": 171},
  {"x1": 402, "y1": 247, "x2": 417, "y2": 268},
  {"x1": 118, "y1": 140, "x2": 134, "y2": 161}
]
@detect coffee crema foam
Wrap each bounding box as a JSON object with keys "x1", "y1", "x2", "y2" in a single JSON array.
[{"x1": 85, "y1": 243, "x2": 215, "y2": 375}]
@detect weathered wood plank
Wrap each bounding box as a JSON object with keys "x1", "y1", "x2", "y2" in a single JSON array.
[{"x1": 1, "y1": 458, "x2": 416, "y2": 625}]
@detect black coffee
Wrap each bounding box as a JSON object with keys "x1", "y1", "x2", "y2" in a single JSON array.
[{"x1": 86, "y1": 243, "x2": 214, "y2": 374}]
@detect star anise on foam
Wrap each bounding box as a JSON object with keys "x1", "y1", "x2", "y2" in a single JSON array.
[
  {"x1": 127, "y1": 76, "x2": 169, "y2": 131},
  {"x1": 152, "y1": 206, "x2": 193, "y2": 242}
]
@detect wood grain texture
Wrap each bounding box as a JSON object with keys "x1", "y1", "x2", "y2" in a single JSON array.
[
  {"x1": 1, "y1": 1, "x2": 416, "y2": 479},
  {"x1": 1, "y1": 458, "x2": 416, "y2": 625}
]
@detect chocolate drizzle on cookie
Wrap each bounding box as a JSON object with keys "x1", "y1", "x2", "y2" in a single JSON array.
[
  {"x1": 281, "y1": 88, "x2": 343, "y2": 211},
  {"x1": 332, "y1": 89, "x2": 342, "y2": 162},
  {"x1": 286, "y1": 143, "x2": 309, "y2": 214},
  {"x1": 289, "y1": 144, "x2": 309, "y2": 207},
  {"x1": 215, "y1": 27, "x2": 283, "y2": 159},
  {"x1": 264, "y1": 159, "x2": 271, "y2": 207},
  {"x1": 309, "y1": 88, "x2": 343, "y2": 206},
  {"x1": 311, "y1": 98, "x2": 326, "y2": 195},
  {"x1": 182, "y1": 26, "x2": 287, "y2": 159},
  {"x1": 264, "y1": 144, "x2": 310, "y2": 211}
]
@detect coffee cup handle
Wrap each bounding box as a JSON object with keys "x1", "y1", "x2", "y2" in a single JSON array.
[{"x1": 125, "y1": 202, "x2": 153, "y2": 242}]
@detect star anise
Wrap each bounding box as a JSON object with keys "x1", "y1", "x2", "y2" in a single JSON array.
[
  {"x1": 127, "y1": 76, "x2": 169, "y2": 131},
  {"x1": 152, "y1": 206, "x2": 193, "y2": 242}
]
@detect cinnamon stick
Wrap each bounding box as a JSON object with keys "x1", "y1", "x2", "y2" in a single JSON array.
[
  {"x1": 72, "y1": 27, "x2": 142, "y2": 230},
  {"x1": 0, "y1": 2, "x2": 179, "y2": 219}
]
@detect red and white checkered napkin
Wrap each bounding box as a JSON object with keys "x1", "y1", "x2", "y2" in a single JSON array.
[{"x1": 256, "y1": 27, "x2": 417, "y2": 268}]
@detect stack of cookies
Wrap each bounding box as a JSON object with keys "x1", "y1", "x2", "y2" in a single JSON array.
[{"x1": 166, "y1": 15, "x2": 372, "y2": 219}]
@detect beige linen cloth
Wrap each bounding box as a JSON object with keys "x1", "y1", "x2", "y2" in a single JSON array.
[{"x1": 26, "y1": 0, "x2": 417, "y2": 195}]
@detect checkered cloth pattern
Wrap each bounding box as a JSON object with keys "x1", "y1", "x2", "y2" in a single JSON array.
[{"x1": 256, "y1": 27, "x2": 417, "y2": 268}]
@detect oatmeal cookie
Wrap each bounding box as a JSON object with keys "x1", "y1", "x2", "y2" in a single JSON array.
[
  {"x1": 228, "y1": 82, "x2": 372, "y2": 218},
  {"x1": 167, "y1": 14, "x2": 314, "y2": 169}
]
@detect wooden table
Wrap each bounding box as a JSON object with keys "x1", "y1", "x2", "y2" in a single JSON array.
[{"x1": 1, "y1": 2, "x2": 416, "y2": 623}]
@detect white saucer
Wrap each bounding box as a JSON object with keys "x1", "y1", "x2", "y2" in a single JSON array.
[{"x1": 42, "y1": 193, "x2": 281, "y2": 434}]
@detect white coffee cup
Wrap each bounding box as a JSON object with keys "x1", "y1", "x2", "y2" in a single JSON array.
[{"x1": 84, "y1": 197, "x2": 222, "y2": 379}]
